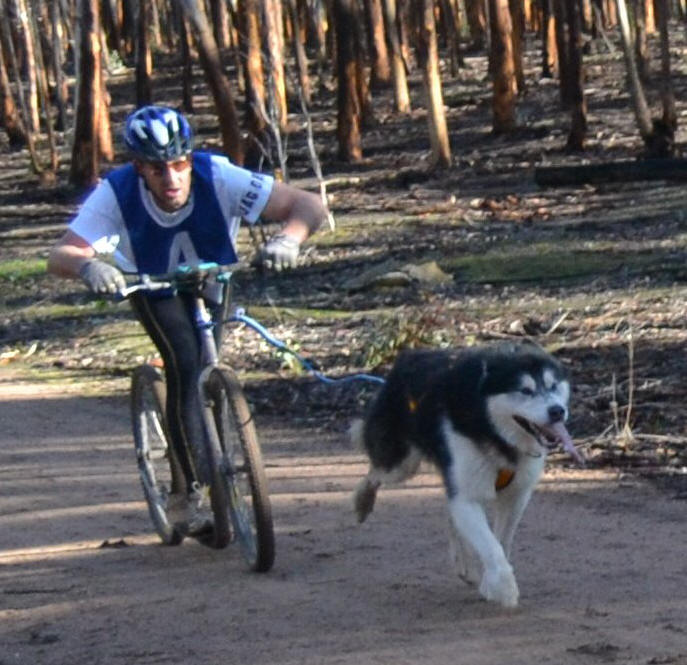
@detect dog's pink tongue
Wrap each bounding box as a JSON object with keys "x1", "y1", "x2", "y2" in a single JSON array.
[{"x1": 550, "y1": 421, "x2": 586, "y2": 466}]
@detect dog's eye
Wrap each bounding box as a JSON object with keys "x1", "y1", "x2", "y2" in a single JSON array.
[{"x1": 520, "y1": 387, "x2": 535, "y2": 397}]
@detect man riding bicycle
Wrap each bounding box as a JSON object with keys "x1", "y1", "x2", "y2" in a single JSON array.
[{"x1": 48, "y1": 105, "x2": 326, "y2": 535}]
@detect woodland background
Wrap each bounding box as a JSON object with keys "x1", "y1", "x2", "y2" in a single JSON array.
[{"x1": 3, "y1": 0, "x2": 687, "y2": 474}]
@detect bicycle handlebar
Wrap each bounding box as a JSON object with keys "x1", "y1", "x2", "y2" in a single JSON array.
[{"x1": 117, "y1": 262, "x2": 243, "y2": 299}]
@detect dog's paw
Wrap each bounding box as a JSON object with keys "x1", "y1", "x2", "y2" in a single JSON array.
[
  {"x1": 353, "y1": 477, "x2": 378, "y2": 523},
  {"x1": 479, "y1": 565, "x2": 519, "y2": 608}
]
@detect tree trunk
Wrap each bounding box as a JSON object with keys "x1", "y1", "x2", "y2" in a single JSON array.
[
  {"x1": 334, "y1": 0, "x2": 363, "y2": 161},
  {"x1": 210, "y1": 0, "x2": 230, "y2": 48},
  {"x1": 397, "y1": 0, "x2": 414, "y2": 71},
  {"x1": 553, "y1": 0, "x2": 572, "y2": 107},
  {"x1": 655, "y1": 0, "x2": 675, "y2": 132},
  {"x1": 176, "y1": 0, "x2": 245, "y2": 164},
  {"x1": 176, "y1": 5, "x2": 194, "y2": 112},
  {"x1": 653, "y1": 0, "x2": 675, "y2": 155},
  {"x1": 382, "y1": 0, "x2": 411, "y2": 112},
  {"x1": 0, "y1": 34, "x2": 26, "y2": 148},
  {"x1": 508, "y1": 0, "x2": 525, "y2": 91},
  {"x1": 414, "y1": 0, "x2": 451, "y2": 167},
  {"x1": 28, "y1": 4, "x2": 59, "y2": 174},
  {"x1": 615, "y1": 0, "x2": 654, "y2": 141},
  {"x1": 262, "y1": 0, "x2": 288, "y2": 131},
  {"x1": 465, "y1": 0, "x2": 487, "y2": 49},
  {"x1": 12, "y1": 0, "x2": 40, "y2": 131},
  {"x1": 563, "y1": 0, "x2": 587, "y2": 151},
  {"x1": 135, "y1": 0, "x2": 153, "y2": 106},
  {"x1": 70, "y1": 0, "x2": 102, "y2": 188},
  {"x1": 286, "y1": 0, "x2": 312, "y2": 104},
  {"x1": 239, "y1": 0, "x2": 268, "y2": 165},
  {"x1": 438, "y1": 0, "x2": 463, "y2": 76},
  {"x1": 99, "y1": 28, "x2": 114, "y2": 163},
  {"x1": 51, "y1": 0, "x2": 69, "y2": 131},
  {"x1": 634, "y1": 0, "x2": 649, "y2": 81},
  {"x1": 540, "y1": 0, "x2": 557, "y2": 77},
  {"x1": 121, "y1": 0, "x2": 136, "y2": 58},
  {"x1": 489, "y1": 0, "x2": 517, "y2": 132},
  {"x1": 364, "y1": 0, "x2": 392, "y2": 88}
]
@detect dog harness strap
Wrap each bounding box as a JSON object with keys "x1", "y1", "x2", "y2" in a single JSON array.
[{"x1": 495, "y1": 469, "x2": 515, "y2": 491}]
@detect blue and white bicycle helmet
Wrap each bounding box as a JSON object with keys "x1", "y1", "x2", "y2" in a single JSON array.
[{"x1": 124, "y1": 105, "x2": 194, "y2": 161}]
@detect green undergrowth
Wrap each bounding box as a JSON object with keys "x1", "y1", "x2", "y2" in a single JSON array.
[
  {"x1": 445, "y1": 244, "x2": 680, "y2": 284},
  {"x1": 0, "y1": 258, "x2": 47, "y2": 282}
]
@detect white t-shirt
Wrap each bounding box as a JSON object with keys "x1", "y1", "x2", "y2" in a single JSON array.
[{"x1": 69, "y1": 153, "x2": 274, "y2": 273}]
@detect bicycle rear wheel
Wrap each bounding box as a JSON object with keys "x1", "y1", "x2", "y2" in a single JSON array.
[
  {"x1": 131, "y1": 364, "x2": 185, "y2": 545},
  {"x1": 201, "y1": 366, "x2": 275, "y2": 571}
]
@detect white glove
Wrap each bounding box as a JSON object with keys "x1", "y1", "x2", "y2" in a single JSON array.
[
  {"x1": 79, "y1": 259, "x2": 126, "y2": 294},
  {"x1": 257, "y1": 233, "x2": 301, "y2": 271}
]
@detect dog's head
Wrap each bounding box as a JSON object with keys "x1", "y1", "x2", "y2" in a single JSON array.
[{"x1": 481, "y1": 345, "x2": 582, "y2": 463}]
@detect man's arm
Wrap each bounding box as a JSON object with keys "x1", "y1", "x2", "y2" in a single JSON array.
[
  {"x1": 47, "y1": 230, "x2": 96, "y2": 278},
  {"x1": 256, "y1": 181, "x2": 327, "y2": 271},
  {"x1": 48, "y1": 230, "x2": 125, "y2": 294},
  {"x1": 261, "y1": 181, "x2": 326, "y2": 243}
]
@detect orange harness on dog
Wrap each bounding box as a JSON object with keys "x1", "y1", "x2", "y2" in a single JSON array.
[{"x1": 495, "y1": 469, "x2": 515, "y2": 491}]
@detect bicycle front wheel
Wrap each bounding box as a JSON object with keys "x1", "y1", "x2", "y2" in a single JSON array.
[
  {"x1": 202, "y1": 366, "x2": 275, "y2": 572},
  {"x1": 131, "y1": 364, "x2": 185, "y2": 546}
]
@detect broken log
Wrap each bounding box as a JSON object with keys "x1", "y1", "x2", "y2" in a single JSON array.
[{"x1": 534, "y1": 158, "x2": 687, "y2": 186}]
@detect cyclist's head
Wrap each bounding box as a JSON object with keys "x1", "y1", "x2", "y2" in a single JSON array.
[{"x1": 124, "y1": 105, "x2": 193, "y2": 162}]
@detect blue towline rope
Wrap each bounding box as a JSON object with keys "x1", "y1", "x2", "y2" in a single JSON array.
[{"x1": 227, "y1": 309, "x2": 386, "y2": 386}]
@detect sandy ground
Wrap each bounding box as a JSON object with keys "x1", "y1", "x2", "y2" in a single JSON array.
[{"x1": 1, "y1": 381, "x2": 687, "y2": 665}]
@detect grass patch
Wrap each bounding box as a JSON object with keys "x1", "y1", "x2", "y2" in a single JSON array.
[
  {"x1": 444, "y1": 245, "x2": 673, "y2": 284},
  {"x1": 0, "y1": 258, "x2": 47, "y2": 281}
]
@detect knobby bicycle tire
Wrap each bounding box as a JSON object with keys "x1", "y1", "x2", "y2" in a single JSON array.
[
  {"x1": 200, "y1": 365, "x2": 275, "y2": 571},
  {"x1": 131, "y1": 364, "x2": 185, "y2": 546}
]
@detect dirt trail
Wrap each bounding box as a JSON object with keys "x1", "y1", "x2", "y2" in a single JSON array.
[{"x1": 1, "y1": 384, "x2": 686, "y2": 665}]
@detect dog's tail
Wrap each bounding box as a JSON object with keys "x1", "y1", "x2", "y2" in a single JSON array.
[{"x1": 349, "y1": 418, "x2": 379, "y2": 522}]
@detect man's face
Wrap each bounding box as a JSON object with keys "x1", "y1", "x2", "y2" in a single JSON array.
[{"x1": 135, "y1": 156, "x2": 192, "y2": 212}]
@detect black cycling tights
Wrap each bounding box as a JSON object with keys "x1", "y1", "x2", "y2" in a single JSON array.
[{"x1": 129, "y1": 289, "x2": 230, "y2": 491}]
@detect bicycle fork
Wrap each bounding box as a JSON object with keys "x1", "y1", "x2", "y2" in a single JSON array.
[{"x1": 194, "y1": 296, "x2": 236, "y2": 493}]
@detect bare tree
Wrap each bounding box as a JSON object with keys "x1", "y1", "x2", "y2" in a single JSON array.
[
  {"x1": 364, "y1": 0, "x2": 392, "y2": 88},
  {"x1": 263, "y1": 0, "x2": 288, "y2": 131},
  {"x1": 0, "y1": 34, "x2": 26, "y2": 148},
  {"x1": 210, "y1": 0, "x2": 231, "y2": 48},
  {"x1": 70, "y1": 0, "x2": 104, "y2": 188},
  {"x1": 655, "y1": 0, "x2": 676, "y2": 136},
  {"x1": 382, "y1": 0, "x2": 411, "y2": 112},
  {"x1": 465, "y1": 0, "x2": 487, "y2": 49},
  {"x1": 509, "y1": 0, "x2": 525, "y2": 91},
  {"x1": 562, "y1": 0, "x2": 587, "y2": 150},
  {"x1": 12, "y1": 0, "x2": 40, "y2": 131},
  {"x1": 413, "y1": 0, "x2": 451, "y2": 167},
  {"x1": 615, "y1": 0, "x2": 673, "y2": 155},
  {"x1": 539, "y1": 0, "x2": 557, "y2": 78},
  {"x1": 239, "y1": 0, "x2": 268, "y2": 165},
  {"x1": 489, "y1": 0, "x2": 517, "y2": 132},
  {"x1": 51, "y1": 0, "x2": 69, "y2": 131},
  {"x1": 135, "y1": 0, "x2": 153, "y2": 105},
  {"x1": 176, "y1": 0, "x2": 245, "y2": 164},
  {"x1": 334, "y1": 0, "x2": 364, "y2": 161},
  {"x1": 286, "y1": 0, "x2": 312, "y2": 104}
]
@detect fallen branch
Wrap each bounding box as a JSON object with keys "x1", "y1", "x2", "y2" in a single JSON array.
[{"x1": 535, "y1": 158, "x2": 687, "y2": 187}]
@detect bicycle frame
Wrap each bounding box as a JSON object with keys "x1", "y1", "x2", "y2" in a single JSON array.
[{"x1": 124, "y1": 263, "x2": 275, "y2": 568}]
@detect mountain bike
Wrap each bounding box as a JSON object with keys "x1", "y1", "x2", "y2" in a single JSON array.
[{"x1": 123, "y1": 264, "x2": 275, "y2": 572}]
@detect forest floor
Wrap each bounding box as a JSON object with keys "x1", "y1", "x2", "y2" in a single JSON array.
[{"x1": 2, "y1": 30, "x2": 687, "y2": 665}]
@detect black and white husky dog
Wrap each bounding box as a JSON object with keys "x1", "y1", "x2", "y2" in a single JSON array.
[{"x1": 351, "y1": 343, "x2": 584, "y2": 608}]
